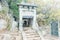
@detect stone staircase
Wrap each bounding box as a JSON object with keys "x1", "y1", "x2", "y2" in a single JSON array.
[
  {"x1": 0, "y1": 31, "x2": 23, "y2": 40},
  {"x1": 23, "y1": 27, "x2": 41, "y2": 40}
]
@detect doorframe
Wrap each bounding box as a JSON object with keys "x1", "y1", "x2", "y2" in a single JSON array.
[
  {"x1": 50, "y1": 20, "x2": 59, "y2": 37},
  {"x1": 22, "y1": 18, "x2": 33, "y2": 27}
]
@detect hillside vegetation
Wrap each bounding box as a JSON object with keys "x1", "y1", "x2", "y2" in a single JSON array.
[
  {"x1": 27, "y1": 0, "x2": 60, "y2": 26},
  {"x1": 5, "y1": 0, "x2": 60, "y2": 26}
]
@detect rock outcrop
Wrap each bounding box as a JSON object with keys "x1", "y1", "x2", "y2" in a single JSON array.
[{"x1": 0, "y1": 0, "x2": 12, "y2": 31}]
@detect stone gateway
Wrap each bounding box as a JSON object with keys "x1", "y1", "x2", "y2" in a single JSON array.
[{"x1": 18, "y1": 2, "x2": 37, "y2": 31}]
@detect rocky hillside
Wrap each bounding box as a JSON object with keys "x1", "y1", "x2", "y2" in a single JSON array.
[{"x1": 0, "y1": 0, "x2": 12, "y2": 31}]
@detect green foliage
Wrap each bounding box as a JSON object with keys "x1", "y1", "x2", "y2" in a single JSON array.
[
  {"x1": 6, "y1": 0, "x2": 30, "y2": 18},
  {"x1": 10, "y1": 1, "x2": 19, "y2": 18},
  {"x1": 6, "y1": 0, "x2": 22, "y2": 18}
]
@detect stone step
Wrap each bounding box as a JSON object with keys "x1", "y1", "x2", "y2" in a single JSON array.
[
  {"x1": 26, "y1": 31, "x2": 35, "y2": 33},
  {"x1": 27, "y1": 36, "x2": 40, "y2": 38},
  {"x1": 27, "y1": 37, "x2": 41, "y2": 40},
  {"x1": 26, "y1": 36, "x2": 40, "y2": 38},
  {"x1": 23, "y1": 27, "x2": 41, "y2": 40},
  {"x1": 25, "y1": 33, "x2": 39, "y2": 35},
  {"x1": 24, "y1": 29, "x2": 35, "y2": 32},
  {"x1": 25, "y1": 34, "x2": 39, "y2": 36},
  {"x1": 0, "y1": 31, "x2": 23, "y2": 40},
  {"x1": 25, "y1": 33, "x2": 38, "y2": 35}
]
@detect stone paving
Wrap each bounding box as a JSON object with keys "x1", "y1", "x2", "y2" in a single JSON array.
[
  {"x1": 23, "y1": 27, "x2": 41, "y2": 40},
  {"x1": 0, "y1": 27, "x2": 41, "y2": 40},
  {"x1": 0, "y1": 30, "x2": 22, "y2": 40},
  {"x1": 0, "y1": 26, "x2": 60, "y2": 40},
  {"x1": 39, "y1": 25, "x2": 60, "y2": 40}
]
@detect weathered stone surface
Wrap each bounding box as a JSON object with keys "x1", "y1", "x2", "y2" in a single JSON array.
[
  {"x1": 10, "y1": 19, "x2": 18, "y2": 32},
  {"x1": 0, "y1": 19, "x2": 7, "y2": 30},
  {"x1": 39, "y1": 25, "x2": 60, "y2": 40},
  {"x1": 0, "y1": 31, "x2": 22, "y2": 40}
]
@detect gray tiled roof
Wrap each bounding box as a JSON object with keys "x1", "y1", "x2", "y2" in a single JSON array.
[{"x1": 17, "y1": 2, "x2": 37, "y2": 7}]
